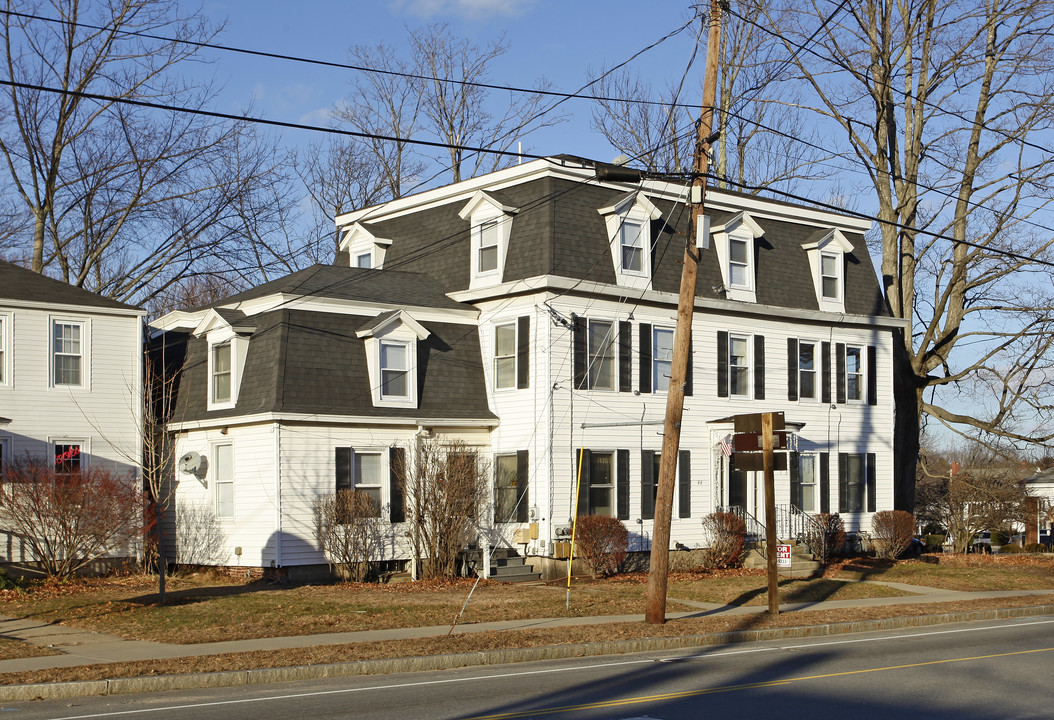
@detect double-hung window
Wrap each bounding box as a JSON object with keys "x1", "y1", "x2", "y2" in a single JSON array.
[
  {"x1": 53, "y1": 321, "x2": 82, "y2": 386},
  {"x1": 335, "y1": 448, "x2": 383, "y2": 518},
  {"x1": 214, "y1": 443, "x2": 234, "y2": 519},
  {"x1": 54, "y1": 443, "x2": 82, "y2": 474},
  {"x1": 0, "y1": 315, "x2": 6, "y2": 384},
  {"x1": 380, "y1": 341, "x2": 410, "y2": 399},
  {"x1": 354, "y1": 452, "x2": 383, "y2": 516},
  {"x1": 729, "y1": 237, "x2": 750, "y2": 287},
  {"x1": 797, "y1": 454, "x2": 818, "y2": 513},
  {"x1": 843, "y1": 453, "x2": 866, "y2": 513},
  {"x1": 494, "y1": 454, "x2": 519, "y2": 522},
  {"x1": 821, "y1": 252, "x2": 840, "y2": 300},
  {"x1": 585, "y1": 451, "x2": 614, "y2": 517},
  {"x1": 211, "y1": 342, "x2": 232, "y2": 404},
  {"x1": 652, "y1": 327, "x2": 674, "y2": 392},
  {"x1": 620, "y1": 219, "x2": 644, "y2": 274},
  {"x1": 494, "y1": 323, "x2": 516, "y2": 390},
  {"x1": 588, "y1": 320, "x2": 615, "y2": 390},
  {"x1": 798, "y1": 341, "x2": 817, "y2": 400},
  {"x1": 846, "y1": 346, "x2": 863, "y2": 401},
  {"x1": 729, "y1": 335, "x2": 750, "y2": 397},
  {"x1": 478, "y1": 220, "x2": 500, "y2": 274}
]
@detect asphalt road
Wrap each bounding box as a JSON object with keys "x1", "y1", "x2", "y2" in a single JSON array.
[{"x1": 9, "y1": 615, "x2": 1054, "y2": 720}]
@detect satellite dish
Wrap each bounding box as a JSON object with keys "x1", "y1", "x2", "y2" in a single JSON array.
[{"x1": 178, "y1": 451, "x2": 202, "y2": 475}]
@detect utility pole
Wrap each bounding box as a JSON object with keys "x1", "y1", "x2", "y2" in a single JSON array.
[{"x1": 645, "y1": 0, "x2": 724, "y2": 625}]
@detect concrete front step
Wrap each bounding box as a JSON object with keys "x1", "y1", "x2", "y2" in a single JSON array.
[
  {"x1": 487, "y1": 549, "x2": 542, "y2": 583},
  {"x1": 742, "y1": 547, "x2": 823, "y2": 578}
]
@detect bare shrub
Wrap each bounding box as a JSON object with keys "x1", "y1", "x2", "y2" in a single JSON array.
[
  {"x1": 573, "y1": 515, "x2": 629, "y2": 578},
  {"x1": 805, "y1": 513, "x2": 846, "y2": 564},
  {"x1": 174, "y1": 501, "x2": 228, "y2": 566},
  {"x1": 0, "y1": 457, "x2": 144, "y2": 578},
  {"x1": 871, "y1": 510, "x2": 916, "y2": 560},
  {"x1": 400, "y1": 439, "x2": 489, "y2": 579},
  {"x1": 699, "y1": 511, "x2": 746, "y2": 570},
  {"x1": 314, "y1": 490, "x2": 383, "y2": 582}
]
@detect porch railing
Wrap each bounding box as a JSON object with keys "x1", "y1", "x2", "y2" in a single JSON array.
[
  {"x1": 774, "y1": 504, "x2": 827, "y2": 561},
  {"x1": 719, "y1": 505, "x2": 766, "y2": 545}
]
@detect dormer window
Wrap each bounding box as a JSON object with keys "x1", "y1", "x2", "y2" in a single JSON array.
[
  {"x1": 712, "y1": 212, "x2": 764, "y2": 303},
  {"x1": 194, "y1": 309, "x2": 255, "y2": 411},
  {"x1": 211, "y1": 342, "x2": 232, "y2": 403},
  {"x1": 459, "y1": 190, "x2": 519, "y2": 290},
  {"x1": 598, "y1": 192, "x2": 662, "y2": 290},
  {"x1": 340, "y1": 223, "x2": 392, "y2": 271},
  {"x1": 357, "y1": 310, "x2": 429, "y2": 409},
  {"x1": 355, "y1": 253, "x2": 372, "y2": 269},
  {"x1": 802, "y1": 228, "x2": 854, "y2": 312}
]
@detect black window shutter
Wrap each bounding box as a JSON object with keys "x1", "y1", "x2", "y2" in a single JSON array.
[
  {"x1": 836, "y1": 342, "x2": 847, "y2": 405},
  {"x1": 789, "y1": 451, "x2": 800, "y2": 510},
  {"x1": 821, "y1": 341, "x2": 832, "y2": 404},
  {"x1": 336, "y1": 447, "x2": 352, "y2": 492},
  {"x1": 678, "y1": 450, "x2": 691, "y2": 518},
  {"x1": 389, "y1": 446, "x2": 405, "y2": 523},
  {"x1": 616, "y1": 449, "x2": 630, "y2": 520},
  {"x1": 638, "y1": 323, "x2": 652, "y2": 393},
  {"x1": 575, "y1": 449, "x2": 591, "y2": 515},
  {"x1": 516, "y1": 450, "x2": 529, "y2": 522},
  {"x1": 516, "y1": 316, "x2": 530, "y2": 389},
  {"x1": 641, "y1": 450, "x2": 656, "y2": 520},
  {"x1": 866, "y1": 452, "x2": 877, "y2": 513},
  {"x1": 867, "y1": 345, "x2": 878, "y2": 406},
  {"x1": 573, "y1": 316, "x2": 587, "y2": 390},
  {"x1": 685, "y1": 336, "x2": 693, "y2": 397},
  {"x1": 717, "y1": 331, "x2": 729, "y2": 397},
  {"x1": 754, "y1": 335, "x2": 766, "y2": 400},
  {"x1": 619, "y1": 321, "x2": 632, "y2": 393},
  {"x1": 820, "y1": 452, "x2": 830, "y2": 513},
  {"x1": 838, "y1": 452, "x2": 848, "y2": 513},
  {"x1": 787, "y1": 338, "x2": 799, "y2": 401}
]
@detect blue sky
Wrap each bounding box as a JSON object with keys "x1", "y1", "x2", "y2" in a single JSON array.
[{"x1": 197, "y1": 0, "x2": 704, "y2": 163}]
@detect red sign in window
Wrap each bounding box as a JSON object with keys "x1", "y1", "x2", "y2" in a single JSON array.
[{"x1": 55, "y1": 444, "x2": 81, "y2": 473}]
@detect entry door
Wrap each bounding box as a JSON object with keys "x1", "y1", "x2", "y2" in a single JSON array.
[{"x1": 726, "y1": 463, "x2": 762, "y2": 523}]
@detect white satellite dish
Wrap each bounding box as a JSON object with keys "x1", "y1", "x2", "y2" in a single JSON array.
[{"x1": 178, "y1": 451, "x2": 202, "y2": 475}]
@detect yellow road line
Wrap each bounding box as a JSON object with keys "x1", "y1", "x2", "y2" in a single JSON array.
[{"x1": 462, "y1": 645, "x2": 1054, "y2": 720}]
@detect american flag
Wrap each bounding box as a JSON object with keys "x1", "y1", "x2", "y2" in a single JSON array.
[{"x1": 720, "y1": 434, "x2": 734, "y2": 457}]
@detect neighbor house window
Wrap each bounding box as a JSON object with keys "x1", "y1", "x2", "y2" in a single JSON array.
[
  {"x1": 380, "y1": 341, "x2": 410, "y2": 399},
  {"x1": 729, "y1": 335, "x2": 750, "y2": 396},
  {"x1": 214, "y1": 443, "x2": 234, "y2": 519},
  {"x1": 620, "y1": 219, "x2": 644, "y2": 274},
  {"x1": 846, "y1": 346, "x2": 863, "y2": 401},
  {"x1": 588, "y1": 320, "x2": 615, "y2": 390},
  {"x1": 584, "y1": 451, "x2": 614, "y2": 517},
  {"x1": 652, "y1": 327, "x2": 674, "y2": 392},
  {"x1": 53, "y1": 321, "x2": 82, "y2": 386},
  {"x1": 494, "y1": 454, "x2": 519, "y2": 522},
  {"x1": 54, "y1": 443, "x2": 81, "y2": 474},
  {"x1": 799, "y1": 341, "x2": 817, "y2": 400},
  {"x1": 211, "y1": 341, "x2": 232, "y2": 404},
  {"x1": 478, "y1": 220, "x2": 500, "y2": 273},
  {"x1": 821, "y1": 252, "x2": 840, "y2": 299},
  {"x1": 729, "y1": 237, "x2": 750, "y2": 287},
  {"x1": 494, "y1": 323, "x2": 516, "y2": 390}
]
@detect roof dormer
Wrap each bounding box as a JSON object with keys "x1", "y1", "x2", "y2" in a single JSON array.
[
  {"x1": 598, "y1": 191, "x2": 663, "y2": 290},
  {"x1": 459, "y1": 190, "x2": 519, "y2": 290},
  {"x1": 712, "y1": 212, "x2": 765, "y2": 303},
  {"x1": 356, "y1": 310, "x2": 430, "y2": 409},
  {"x1": 193, "y1": 309, "x2": 256, "y2": 412},
  {"x1": 802, "y1": 229, "x2": 854, "y2": 313},
  {"x1": 339, "y1": 223, "x2": 393, "y2": 270}
]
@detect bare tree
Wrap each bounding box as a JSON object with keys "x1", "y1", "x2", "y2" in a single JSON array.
[
  {"x1": 0, "y1": 1, "x2": 297, "y2": 303},
  {"x1": 775, "y1": 0, "x2": 1054, "y2": 508},
  {"x1": 313, "y1": 490, "x2": 384, "y2": 582},
  {"x1": 398, "y1": 439, "x2": 489, "y2": 580}
]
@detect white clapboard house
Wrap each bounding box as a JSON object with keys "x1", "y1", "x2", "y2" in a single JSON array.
[{"x1": 151, "y1": 155, "x2": 903, "y2": 580}]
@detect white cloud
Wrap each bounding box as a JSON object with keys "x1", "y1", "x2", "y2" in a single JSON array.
[{"x1": 391, "y1": 0, "x2": 537, "y2": 20}]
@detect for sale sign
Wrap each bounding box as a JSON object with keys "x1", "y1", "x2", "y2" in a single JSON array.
[{"x1": 776, "y1": 544, "x2": 792, "y2": 568}]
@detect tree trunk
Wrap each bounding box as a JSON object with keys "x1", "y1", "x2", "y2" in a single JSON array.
[{"x1": 893, "y1": 333, "x2": 922, "y2": 511}]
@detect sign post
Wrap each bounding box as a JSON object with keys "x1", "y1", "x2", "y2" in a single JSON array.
[{"x1": 762, "y1": 412, "x2": 779, "y2": 615}]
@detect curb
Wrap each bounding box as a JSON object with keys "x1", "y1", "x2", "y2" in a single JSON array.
[{"x1": 5, "y1": 603, "x2": 1054, "y2": 702}]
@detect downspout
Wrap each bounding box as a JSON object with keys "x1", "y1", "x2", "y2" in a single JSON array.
[{"x1": 274, "y1": 421, "x2": 282, "y2": 570}]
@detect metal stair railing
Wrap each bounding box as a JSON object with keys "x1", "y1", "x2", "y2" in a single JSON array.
[
  {"x1": 774, "y1": 504, "x2": 827, "y2": 562},
  {"x1": 719, "y1": 505, "x2": 766, "y2": 546}
]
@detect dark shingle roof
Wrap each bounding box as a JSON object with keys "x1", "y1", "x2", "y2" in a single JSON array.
[
  {"x1": 0, "y1": 261, "x2": 140, "y2": 311},
  {"x1": 198, "y1": 264, "x2": 469, "y2": 312},
  {"x1": 175, "y1": 309, "x2": 495, "y2": 423}
]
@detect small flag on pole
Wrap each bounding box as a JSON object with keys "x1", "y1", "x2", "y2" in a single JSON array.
[{"x1": 720, "y1": 434, "x2": 733, "y2": 457}]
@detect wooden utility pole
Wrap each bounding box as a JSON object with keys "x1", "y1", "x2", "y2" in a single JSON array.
[
  {"x1": 645, "y1": 0, "x2": 724, "y2": 625},
  {"x1": 763, "y1": 412, "x2": 779, "y2": 615}
]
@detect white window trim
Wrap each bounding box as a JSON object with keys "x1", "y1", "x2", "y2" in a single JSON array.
[
  {"x1": 212, "y1": 441, "x2": 234, "y2": 521},
  {"x1": 802, "y1": 229, "x2": 853, "y2": 313},
  {"x1": 0, "y1": 312, "x2": 10, "y2": 388},
  {"x1": 460, "y1": 190, "x2": 519, "y2": 290},
  {"x1": 820, "y1": 251, "x2": 841, "y2": 301},
  {"x1": 845, "y1": 344, "x2": 865, "y2": 403},
  {"x1": 712, "y1": 212, "x2": 764, "y2": 303},
  {"x1": 206, "y1": 328, "x2": 248, "y2": 411},
  {"x1": 493, "y1": 321, "x2": 517, "y2": 392},
  {"x1": 586, "y1": 317, "x2": 617, "y2": 391},
  {"x1": 351, "y1": 448, "x2": 385, "y2": 515},
  {"x1": 359, "y1": 314, "x2": 427, "y2": 409},
  {"x1": 49, "y1": 436, "x2": 89, "y2": 474},
  {"x1": 585, "y1": 449, "x2": 616, "y2": 518},
  {"x1": 797, "y1": 339, "x2": 820, "y2": 402},
  {"x1": 652, "y1": 325, "x2": 675, "y2": 394},
  {"x1": 49, "y1": 316, "x2": 89, "y2": 390},
  {"x1": 339, "y1": 223, "x2": 392, "y2": 270},
  {"x1": 728, "y1": 333, "x2": 752, "y2": 398},
  {"x1": 798, "y1": 452, "x2": 819, "y2": 514},
  {"x1": 598, "y1": 193, "x2": 662, "y2": 290}
]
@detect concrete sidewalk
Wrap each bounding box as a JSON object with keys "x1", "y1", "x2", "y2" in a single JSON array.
[{"x1": 3, "y1": 581, "x2": 1053, "y2": 675}]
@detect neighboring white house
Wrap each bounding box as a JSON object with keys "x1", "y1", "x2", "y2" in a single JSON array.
[
  {"x1": 152, "y1": 155, "x2": 906, "y2": 580},
  {"x1": 0, "y1": 261, "x2": 145, "y2": 564}
]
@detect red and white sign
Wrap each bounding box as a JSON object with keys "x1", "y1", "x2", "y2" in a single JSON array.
[{"x1": 776, "y1": 544, "x2": 792, "y2": 568}]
